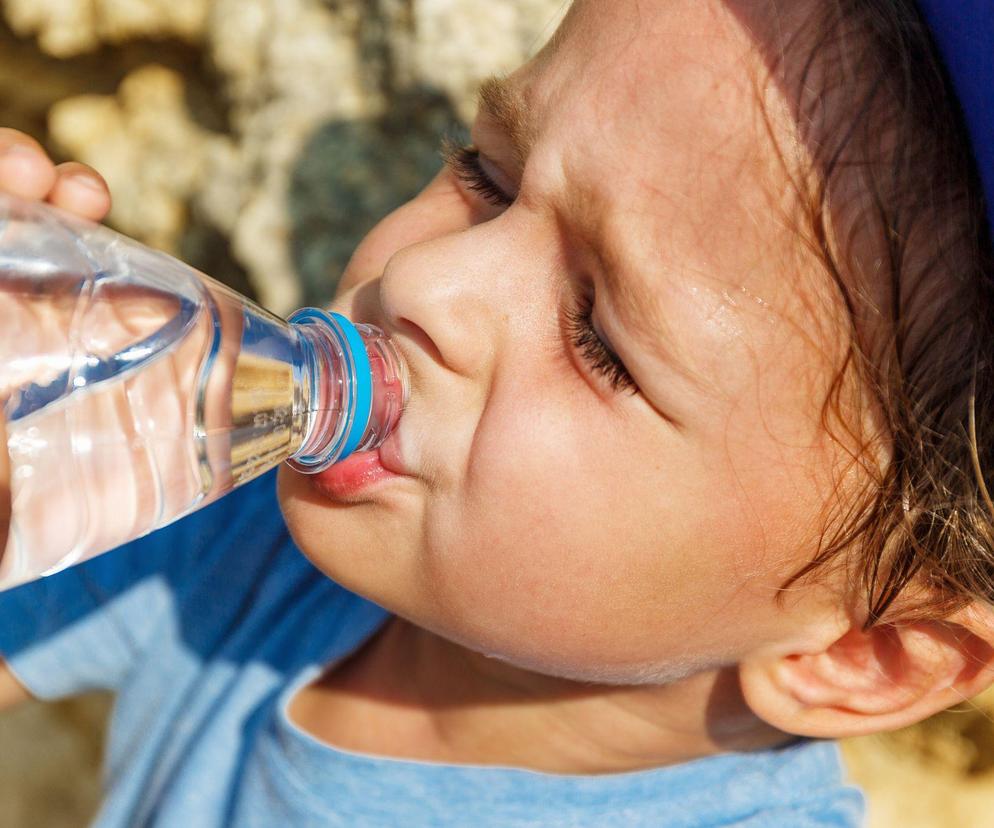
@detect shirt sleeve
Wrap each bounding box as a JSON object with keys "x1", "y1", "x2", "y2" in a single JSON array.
[{"x1": 0, "y1": 470, "x2": 281, "y2": 700}]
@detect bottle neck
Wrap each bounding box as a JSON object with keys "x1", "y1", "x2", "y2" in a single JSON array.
[{"x1": 288, "y1": 310, "x2": 407, "y2": 473}]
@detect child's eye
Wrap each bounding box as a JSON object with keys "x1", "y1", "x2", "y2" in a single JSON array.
[
  {"x1": 442, "y1": 140, "x2": 633, "y2": 395},
  {"x1": 442, "y1": 141, "x2": 515, "y2": 208},
  {"x1": 565, "y1": 296, "x2": 638, "y2": 395}
]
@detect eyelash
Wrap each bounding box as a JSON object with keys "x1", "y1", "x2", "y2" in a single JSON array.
[
  {"x1": 442, "y1": 140, "x2": 637, "y2": 396},
  {"x1": 442, "y1": 141, "x2": 514, "y2": 207},
  {"x1": 564, "y1": 299, "x2": 638, "y2": 395}
]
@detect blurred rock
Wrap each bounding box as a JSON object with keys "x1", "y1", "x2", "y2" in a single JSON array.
[
  {"x1": 411, "y1": 0, "x2": 566, "y2": 122},
  {"x1": 3, "y1": 0, "x2": 568, "y2": 312},
  {"x1": 0, "y1": 693, "x2": 111, "y2": 827},
  {"x1": 288, "y1": 86, "x2": 461, "y2": 305},
  {"x1": 0, "y1": 15, "x2": 218, "y2": 141},
  {"x1": 49, "y1": 64, "x2": 218, "y2": 254},
  {"x1": 3, "y1": 0, "x2": 208, "y2": 57},
  {"x1": 842, "y1": 686, "x2": 994, "y2": 827}
]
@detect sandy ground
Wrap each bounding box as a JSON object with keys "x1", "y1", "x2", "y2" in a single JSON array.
[
  {"x1": 0, "y1": 694, "x2": 109, "y2": 827},
  {"x1": 842, "y1": 689, "x2": 994, "y2": 828}
]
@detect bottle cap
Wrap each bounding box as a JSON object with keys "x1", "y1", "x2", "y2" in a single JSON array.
[{"x1": 287, "y1": 308, "x2": 408, "y2": 472}]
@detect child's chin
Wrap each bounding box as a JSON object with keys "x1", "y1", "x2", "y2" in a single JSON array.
[{"x1": 277, "y1": 467, "x2": 424, "y2": 594}]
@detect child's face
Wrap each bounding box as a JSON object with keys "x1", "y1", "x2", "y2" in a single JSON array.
[{"x1": 279, "y1": 0, "x2": 855, "y2": 683}]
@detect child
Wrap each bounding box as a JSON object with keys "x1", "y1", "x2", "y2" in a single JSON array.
[{"x1": 1, "y1": 0, "x2": 992, "y2": 824}]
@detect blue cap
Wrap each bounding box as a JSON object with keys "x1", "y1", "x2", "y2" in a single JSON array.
[
  {"x1": 329, "y1": 312, "x2": 373, "y2": 459},
  {"x1": 916, "y1": 0, "x2": 994, "y2": 235}
]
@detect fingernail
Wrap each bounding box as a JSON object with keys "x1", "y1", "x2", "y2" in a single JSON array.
[
  {"x1": 1, "y1": 144, "x2": 37, "y2": 160},
  {"x1": 67, "y1": 174, "x2": 104, "y2": 192}
]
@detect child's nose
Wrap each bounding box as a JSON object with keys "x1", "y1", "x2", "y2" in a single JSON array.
[{"x1": 377, "y1": 230, "x2": 509, "y2": 384}]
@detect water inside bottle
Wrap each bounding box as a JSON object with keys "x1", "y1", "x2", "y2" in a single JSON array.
[{"x1": 1, "y1": 274, "x2": 319, "y2": 587}]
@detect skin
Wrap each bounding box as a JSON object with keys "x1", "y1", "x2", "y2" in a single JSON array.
[
  {"x1": 0, "y1": 129, "x2": 113, "y2": 557},
  {"x1": 280, "y1": 0, "x2": 855, "y2": 768},
  {"x1": 5, "y1": 0, "x2": 994, "y2": 775}
]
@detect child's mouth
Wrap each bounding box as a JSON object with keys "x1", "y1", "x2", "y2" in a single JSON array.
[{"x1": 310, "y1": 448, "x2": 400, "y2": 501}]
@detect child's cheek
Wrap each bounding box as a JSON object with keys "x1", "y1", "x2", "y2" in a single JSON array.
[{"x1": 421, "y1": 383, "x2": 655, "y2": 673}]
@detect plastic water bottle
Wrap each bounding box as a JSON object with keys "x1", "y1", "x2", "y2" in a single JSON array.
[{"x1": 0, "y1": 192, "x2": 408, "y2": 591}]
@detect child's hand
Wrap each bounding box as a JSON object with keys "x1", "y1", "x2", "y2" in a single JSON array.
[
  {"x1": 0, "y1": 137, "x2": 239, "y2": 586},
  {"x1": 0, "y1": 129, "x2": 110, "y2": 578},
  {"x1": 0, "y1": 128, "x2": 111, "y2": 222}
]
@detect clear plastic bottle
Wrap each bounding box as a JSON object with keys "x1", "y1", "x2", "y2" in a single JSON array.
[{"x1": 0, "y1": 192, "x2": 408, "y2": 591}]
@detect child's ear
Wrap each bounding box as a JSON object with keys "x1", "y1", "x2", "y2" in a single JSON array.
[{"x1": 739, "y1": 603, "x2": 994, "y2": 738}]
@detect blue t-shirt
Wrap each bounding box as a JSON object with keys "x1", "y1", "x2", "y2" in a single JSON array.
[{"x1": 0, "y1": 471, "x2": 865, "y2": 827}]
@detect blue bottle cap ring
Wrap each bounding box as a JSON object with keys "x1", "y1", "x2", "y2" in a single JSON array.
[{"x1": 329, "y1": 312, "x2": 373, "y2": 461}]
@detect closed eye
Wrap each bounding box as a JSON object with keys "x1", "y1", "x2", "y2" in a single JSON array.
[
  {"x1": 442, "y1": 140, "x2": 636, "y2": 396},
  {"x1": 565, "y1": 295, "x2": 638, "y2": 395},
  {"x1": 442, "y1": 141, "x2": 515, "y2": 208}
]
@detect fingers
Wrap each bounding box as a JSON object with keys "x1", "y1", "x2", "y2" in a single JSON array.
[
  {"x1": 0, "y1": 129, "x2": 112, "y2": 222},
  {"x1": 0, "y1": 129, "x2": 56, "y2": 200},
  {"x1": 49, "y1": 162, "x2": 112, "y2": 222}
]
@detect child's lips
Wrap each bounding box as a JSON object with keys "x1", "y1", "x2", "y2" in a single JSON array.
[
  {"x1": 376, "y1": 427, "x2": 408, "y2": 476},
  {"x1": 310, "y1": 429, "x2": 411, "y2": 501},
  {"x1": 310, "y1": 450, "x2": 398, "y2": 500}
]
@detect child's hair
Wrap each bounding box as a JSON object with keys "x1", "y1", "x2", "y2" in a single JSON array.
[{"x1": 760, "y1": 0, "x2": 994, "y2": 625}]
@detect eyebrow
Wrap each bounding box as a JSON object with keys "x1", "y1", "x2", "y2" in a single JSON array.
[{"x1": 477, "y1": 76, "x2": 535, "y2": 170}]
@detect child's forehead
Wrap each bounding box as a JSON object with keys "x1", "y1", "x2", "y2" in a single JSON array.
[
  {"x1": 513, "y1": 0, "x2": 841, "y2": 381},
  {"x1": 526, "y1": 2, "x2": 806, "y2": 253}
]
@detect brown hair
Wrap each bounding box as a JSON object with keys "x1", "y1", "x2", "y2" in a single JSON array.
[{"x1": 766, "y1": 0, "x2": 994, "y2": 625}]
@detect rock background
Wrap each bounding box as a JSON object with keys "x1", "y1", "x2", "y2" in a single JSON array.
[
  {"x1": 1, "y1": 1, "x2": 994, "y2": 826},
  {"x1": 1, "y1": 0, "x2": 567, "y2": 312},
  {"x1": 843, "y1": 691, "x2": 994, "y2": 827}
]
